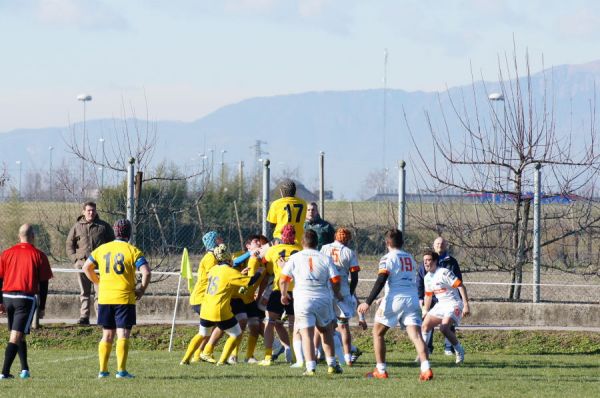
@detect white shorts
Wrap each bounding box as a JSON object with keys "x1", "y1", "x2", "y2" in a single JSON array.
[
  {"x1": 429, "y1": 301, "x2": 463, "y2": 325},
  {"x1": 374, "y1": 294, "x2": 422, "y2": 328},
  {"x1": 294, "y1": 297, "x2": 335, "y2": 330},
  {"x1": 335, "y1": 295, "x2": 357, "y2": 319}
]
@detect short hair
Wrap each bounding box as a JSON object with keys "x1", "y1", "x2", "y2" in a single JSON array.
[
  {"x1": 422, "y1": 248, "x2": 439, "y2": 261},
  {"x1": 258, "y1": 234, "x2": 269, "y2": 245},
  {"x1": 18, "y1": 224, "x2": 34, "y2": 241},
  {"x1": 279, "y1": 179, "x2": 296, "y2": 197},
  {"x1": 113, "y1": 219, "x2": 132, "y2": 240},
  {"x1": 302, "y1": 229, "x2": 318, "y2": 249},
  {"x1": 83, "y1": 201, "x2": 97, "y2": 209},
  {"x1": 245, "y1": 234, "x2": 261, "y2": 247},
  {"x1": 385, "y1": 229, "x2": 404, "y2": 249},
  {"x1": 335, "y1": 227, "x2": 352, "y2": 245}
]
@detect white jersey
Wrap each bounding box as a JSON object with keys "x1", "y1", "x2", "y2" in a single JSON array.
[
  {"x1": 282, "y1": 249, "x2": 340, "y2": 301},
  {"x1": 320, "y1": 241, "x2": 360, "y2": 297},
  {"x1": 378, "y1": 249, "x2": 418, "y2": 298},
  {"x1": 424, "y1": 267, "x2": 462, "y2": 304}
]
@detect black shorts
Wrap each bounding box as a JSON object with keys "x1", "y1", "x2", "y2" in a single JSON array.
[
  {"x1": 191, "y1": 305, "x2": 201, "y2": 315},
  {"x1": 244, "y1": 301, "x2": 265, "y2": 319},
  {"x1": 266, "y1": 290, "x2": 294, "y2": 316},
  {"x1": 98, "y1": 304, "x2": 136, "y2": 329},
  {"x1": 4, "y1": 294, "x2": 36, "y2": 335},
  {"x1": 200, "y1": 317, "x2": 238, "y2": 330},
  {"x1": 231, "y1": 298, "x2": 246, "y2": 316}
]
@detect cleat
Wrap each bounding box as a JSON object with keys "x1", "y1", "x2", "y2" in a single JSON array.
[
  {"x1": 366, "y1": 368, "x2": 389, "y2": 379},
  {"x1": 245, "y1": 357, "x2": 259, "y2": 364},
  {"x1": 444, "y1": 349, "x2": 454, "y2": 356},
  {"x1": 180, "y1": 360, "x2": 189, "y2": 365},
  {"x1": 115, "y1": 371, "x2": 134, "y2": 379},
  {"x1": 258, "y1": 359, "x2": 272, "y2": 366},
  {"x1": 290, "y1": 362, "x2": 304, "y2": 368},
  {"x1": 227, "y1": 356, "x2": 238, "y2": 365},
  {"x1": 98, "y1": 371, "x2": 110, "y2": 379},
  {"x1": 327, "y1": 364, "x2": 343, "y2": 374},
  {"x1": 190, "y1": 357, "x2": 200, "y2": 363},
  {"x1": 19, "y1": 370, "x2": 30, "y2": 379},
  {"x1": 419, "y1": 368, "x2": 434, "y2": 381},
  {"x1": 455, "y1": 346, "x2": 465, "y2": 364},
  {"x1": 284, "y1": 347, "x2": 293, "y2": 364},
  {"x1": 302, "y1": 369, "x2": 316, "y2": 376},
  {"x1": 200, "y1": 353, "x2": 217, "y2": 364},
  {"x1": 0, "y1": 374, "x2": 15, "y2": 379},
  {"x1": 216, "y1": 361, "x2": 229, "y2": 366},
  {"x1": 350, "y1": 347, "x2": 363, "y2": 364}
]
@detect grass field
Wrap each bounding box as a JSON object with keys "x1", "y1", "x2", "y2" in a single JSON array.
[{"x1": 0, "y1": 325, "x2": 598, "y2": 397}]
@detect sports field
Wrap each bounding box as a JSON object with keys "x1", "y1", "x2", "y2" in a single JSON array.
[{"x1": 0, "y1": 326, "x2": 598, "y2": 397}]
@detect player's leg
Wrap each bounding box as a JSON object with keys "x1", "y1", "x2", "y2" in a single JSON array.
[
  {"x1": 406, "y1": 325, "x2": 433, "y2": 381},
  {"x1": 337, "y1": 318, "x2": 352, "y2": 365},
  {"x1": 260, "y1": 290, "x2": 284, "y2": 365},
  {"x1": 370, "y1": 322, "x2": 389, "y2": 377},
  {"x1": 114, "y1": 304, "x2": 136, "y2": 378},
  {"x1": 298, "y1": 326, "x2": 316, "y2": 375},
  {"x1": 181, "y1": 326, "x2": 204, "y2": 364},
  {"x1": 217, "y1": 319, "x2": 243, "y2": 365},
  {"x1": 197, "y1": 319, "x2": 217, "y2": 363},
  {"x1": 229, "y1": 311, "x2": 248, "y2": 364},
  {"x1": 421, "y1": 313, "x2": 442, "y2": 351},
  {"x1": 439, "y1": 317, "x2": 464, "y2": 364},
  {"x1": 317, "y1": 322, "x2": 342, "y2": 373},
  {"x1": 245, "y1": 316, "x2": 261, "y2": 362}
]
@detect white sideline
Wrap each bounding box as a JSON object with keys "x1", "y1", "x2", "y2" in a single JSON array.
[{"x1": 50, "y1": 267, "x2": 599, "y2": 288}]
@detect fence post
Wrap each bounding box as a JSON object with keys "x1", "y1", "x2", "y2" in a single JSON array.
[
  {"x1": 127, "y1": 157, "x2": 135, "y2": 242},
  {"x1": 261, "y1": 159, "x2": 270, "y2": 237},
  {"x1": 398, "y1": 160, "x2": 406, "y2": 233},
  {"x1": 319, "y1": 151, "x2": 325, "y2": 217},
  {"x1": 533, "y1": 163, "x2": 541, "y2": 303},
  {"x1": 239, "y1": 160, "x2": 244, "y2": 200}
]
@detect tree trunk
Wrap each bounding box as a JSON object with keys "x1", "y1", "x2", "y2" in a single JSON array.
[{"x1": 509, "y1": 172, "x2": 523, "y2": 300}]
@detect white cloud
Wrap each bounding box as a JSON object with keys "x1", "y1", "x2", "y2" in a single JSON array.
[{"x1": 35, "y1": 0, "x2": 129, "y2": 30}]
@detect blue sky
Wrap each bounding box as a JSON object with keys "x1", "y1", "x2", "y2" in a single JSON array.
[{"x1": 1, "y1": 0, "x2": 600, "y2": 132}]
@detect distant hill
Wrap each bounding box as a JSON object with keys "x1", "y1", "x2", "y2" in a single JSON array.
[{"x1": 1, "y1": 60, "x2": 599, "y2": 199}]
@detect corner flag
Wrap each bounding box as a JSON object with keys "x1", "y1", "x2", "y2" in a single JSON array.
[{"x1": 180, "y1": 248, "x2": 194, "y2": 292}]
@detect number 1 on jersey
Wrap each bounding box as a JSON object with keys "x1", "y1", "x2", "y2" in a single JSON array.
[{"x1": 284, "y1": 203, "x2": 304, "y2": 223}]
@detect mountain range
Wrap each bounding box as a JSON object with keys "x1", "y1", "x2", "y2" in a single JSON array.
[{"x1": 1, "y1": 60, "x2": 599, "y2": 199}]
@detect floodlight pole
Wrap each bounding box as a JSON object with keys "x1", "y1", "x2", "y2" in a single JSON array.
[
  {"x1": 533, "y1": 163, "x2": 542, "y2": 303},
  {"x1": 398, "y1": 160, "x2": 406, "y2": 232},
  {"x1": 261, "y1": 159, "x2": 270, "y2": 237},
  {"x1": 319, "y1": 151, "x2": 325, "y2": 218},
  {"x1": 127, "y1": 157, "x2": 136, "y2": 243}
]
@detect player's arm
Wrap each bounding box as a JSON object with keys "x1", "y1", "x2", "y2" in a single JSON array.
[
  {"x1": 279, "y1": 260, "x2": 293, "y2": 304},
  {"x1": 136, "y1": 264, "x2": 152, "y2": 300},
  {"x1": 423, "y1": 292, "x2": 433, "y2": 317},
  {"x1": 357, "y1": 266, "x2": 389, "y2": 314},
  {"x1": 456, "y1": 282, "x2": 470, "y2": 317},
  {"x1": 82, "y1": 257, "x2": 100, "y2": 285},
  {"x1": 331, "y1": 275, "x2": 343, "y2": 301}
]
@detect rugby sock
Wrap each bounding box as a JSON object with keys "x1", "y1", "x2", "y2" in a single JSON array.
[
  {"x1": 116, "y1": 338, "x2": 129, "y2": 372},
  {"x1": 231, "y1": 342, "x2": 239, "y2": 358},
  {"x1": 98, "y1": 341, "x2": 112, "y2": 373},
  {"x1": 422, "y1": 330, "x2": 432, "y2": 348},
  {"x1": 420, "y1": 360, "x2": 431, "y2": 372},
  {"x1": 292, "y1": 339, "x2": 304, "y2": 364},
  {"x1": 264, "y1": 347, "x2": 272, "y2": 361},
  {"x1": 306, "y1": 360, "x2": 316, "y2": 372},
  {"x1": 219, "y1": 336, "x2": 242, "y2": 364},
  {"x1": 246, "y1": 334, "x2": 258, "y2": 359},
  {"x1": 203, "y1": 343, "x2": 214, "y2": 356},
  {"x1": 376, "y1": 362, "x2": 386, "y2": 373},
  {"x1": 182, "y1": 334, "x2": 203, "y2": 363},
  {"x1": 18, "y1": 340, "x2": 29, "y2": 371},
  {"x1": 344, "y1": 353, "x2": 352, "y2": 365},
  {"x1": 326, "y1": 356, "x2": 337, "y2": 367},
  {"x1": 2, "y1": 342, "x2": 19, "y2": 376}
]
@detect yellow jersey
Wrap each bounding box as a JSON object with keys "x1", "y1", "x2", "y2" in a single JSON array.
[
  {"x1": 88, "y1": 239, "x2": 148, "y2": 305},
  {"x1": 237, "y1": 256, "x2": 266, "y2": 304},
  {"x1": 266, "y1": 196, "x2": 307, "y2": 244},
  {"x1": 200, "y1": 264, "x2": 252, "y2": 321},
  {"x1": 189, "y1": 251, "x2": 218, "y2": 305},
  {"x1": 265, "y1": 243, "x2": 301, "y2": 291}
]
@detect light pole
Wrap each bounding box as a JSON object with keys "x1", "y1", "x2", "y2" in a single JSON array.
[
  {"x1": 49, "y1": 146, "x2": 54, "y2": 200},
  {"x1": 15, "y1": 160, "x2": 22, "y2": 198},
  {"x1": 99, "y1": 138, "x2": 105, "y2": 191},
  {"x1": 77, "y1": 93, "x2": 92, "y2": 197},
  {"x1": 489, "y1": 92, "x2": 506, "y2": 199},
  {"x1": 220, "y1": 149, "x2": 227, "y2": 188},
  {"x1": 208, "y1": 148, "x2": 215, "y2": 186}
]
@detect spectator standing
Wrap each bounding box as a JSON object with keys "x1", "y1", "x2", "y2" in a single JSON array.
[
  {"x1": 66, "y1": 201, "x2": 115, "y2": 325},
  {"x1": 304, "y1": 202, "x2": 335, "y2": 250}
]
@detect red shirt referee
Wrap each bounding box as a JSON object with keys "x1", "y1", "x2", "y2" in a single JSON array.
[{"x1": 0, "y1": 224, "x2": 53, "y2": 380}]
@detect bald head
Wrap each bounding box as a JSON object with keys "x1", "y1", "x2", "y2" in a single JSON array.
[
  {"x1": 19, "y1": 224, "x2": 35, "y2": 243},
  {"x1": 433, "y1": 237, "x2": 447, "y2": 255}
]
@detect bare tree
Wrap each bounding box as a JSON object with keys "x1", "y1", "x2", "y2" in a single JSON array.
[{"x1": 408, "y1": 48, "x2": 600, "y2": 300}]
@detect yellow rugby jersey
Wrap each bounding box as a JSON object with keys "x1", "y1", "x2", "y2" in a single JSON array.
[
  {"x1": 266, "y1": 196, "x2": 307, "y2": 244},
  {"x1": 265, "y1": 243, "x2": 301, "y2": 291},
  {"x1": 189, "y1": 251, "x2": 218, "y2": 306},
  {"x1": 239, "y1": 256, "x2": 266, "y2": 304},
  {"x1": 200, "y1": 264, "x2": 252, "y2": 321},
  {"x1": 88, "y1": 239, "x2": 148, "y2": 305}
]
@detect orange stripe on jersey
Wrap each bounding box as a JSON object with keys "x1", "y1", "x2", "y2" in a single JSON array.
[
  {"x1": 330, "y1": 276, "x2": 341, "y2": 284},
  {"x1": 349, "y1": 266, "x2": 361, "y2": 272},
  {"x1": 280, "y1": 274, "x2": 292, "y2": 283},
  {"x1": 451, "y1": 279, "x2": 462, "y2": 288},
  {"x1": 378, "y1": 269, "x2": 389, "y2": 275},
  {"x1": 433, "y1": 288, "x2": 447, "y2": 294},
  {"x1": 425, "y1": 292, "x2": 433, "y2": 297},
  {"x1": 308, "y1": 257, "x2": 313, "y2": 272}
]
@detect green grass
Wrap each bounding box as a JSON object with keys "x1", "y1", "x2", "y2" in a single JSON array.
[{"x1": 0, "y1": 325, "x2": 599, "y2": 397}]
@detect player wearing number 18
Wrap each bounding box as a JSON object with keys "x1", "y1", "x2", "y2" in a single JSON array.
[{"x1": 83, "y1": 219, "x2": 151, "y2": 379}]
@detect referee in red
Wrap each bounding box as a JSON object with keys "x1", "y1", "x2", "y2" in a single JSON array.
[{"x1": 0, "y1": 224, "x2": 53, "y2": 379}]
